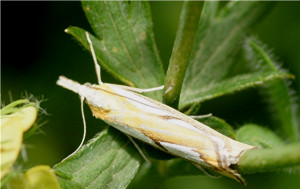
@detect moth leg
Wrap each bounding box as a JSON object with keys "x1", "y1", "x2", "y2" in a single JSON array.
[
  {"x1": 126, "y1": 134, "x2": 151, "y2": 165},
  {"x1": 85, "y1": 32, "x2": 103, "y2": 85},
  {"x1": 193, "y1": 163, "x2": 221, "y2": 178},
  {"x1": 109, "y1": 84, "x2": 164, "y2": 93},
  {"x1": 189, "y1": 113, "x2": 212, "y2": 119}
]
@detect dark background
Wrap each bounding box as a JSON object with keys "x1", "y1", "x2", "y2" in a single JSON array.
[{"x1": 1, "y1": 2, "x2": 300, "y2": 188}]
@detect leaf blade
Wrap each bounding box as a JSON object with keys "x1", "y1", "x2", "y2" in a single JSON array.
[
  {"x1": 67, "y1": 1, "x2": 165, "y2": 100},
  {"x1": 236, "y1": 124, "x2": 285, "y2": 148},
  {"x1": 245, "y1": 38, "x2": 299, "y2": 142},
  {"x1": 54, "y1": 127, "x2": 141, "y2": 189},
  {"x1": 179, "y1": 1, "x2": 276, "y2": 109},
  {"x1": 180, "y1": 71, "x2": 292, "y2": 109}
]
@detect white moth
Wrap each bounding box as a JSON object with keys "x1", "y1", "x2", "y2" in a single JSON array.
[{"x1": 57, "y1": 32, "x2": 256, "y2": 184}]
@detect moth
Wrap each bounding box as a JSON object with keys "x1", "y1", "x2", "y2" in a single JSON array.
[{"x1": 57, "y1": 32, "x2": 256, "y2": 184}]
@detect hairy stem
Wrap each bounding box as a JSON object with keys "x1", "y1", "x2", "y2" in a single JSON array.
[{"x1": 239, "y1": 143, "x2": 300, "y2": 174}]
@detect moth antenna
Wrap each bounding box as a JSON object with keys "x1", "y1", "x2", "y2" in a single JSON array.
[
  {"x1": 62, "y1": 96, "x2": 87, "y2": 162},
  {"x1": 126, "y1": 134, "x2": 151, "y2": 165},
  {"x1": 85, "y1": 32, "x2": 103, "y2": 85}
]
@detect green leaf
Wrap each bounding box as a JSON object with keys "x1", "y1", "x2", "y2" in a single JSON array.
[
  {"x1": 265, "y1": 80, "x2": 299, "y2": 142},
  {"x1": 163, "y1": 1, "x2": 204, "y2": 108},
  {"x1": 236, "y1": 124, "x2": 284, "y2": 148},
  {"x1": 66, "y1": 1, "x2": 164, "y2": 101},
  {"x1": 181, "y1": 71, "x2": 292, "y2": 107},
  {"x1": 53, "y1": 127, "x2": 141, "y2": 189},
  {"x1": 245, "y1": 38, "x2": 299, "y2": 142},
  {"x1": 179, "y1": 1, "x2": 280, "y2": 109}
]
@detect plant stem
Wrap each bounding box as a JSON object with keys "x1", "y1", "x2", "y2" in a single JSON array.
[
  {"x1": 239, "y1": 143, "x2": 300, "y2": 174},
  {"x1": 163, "y1": 1, "x2": 204, "y2": 109}
]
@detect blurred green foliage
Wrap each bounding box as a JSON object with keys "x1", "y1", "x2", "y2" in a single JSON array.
[{"x1": 2, "y1": 1, "x2": 300, "y2": 189}]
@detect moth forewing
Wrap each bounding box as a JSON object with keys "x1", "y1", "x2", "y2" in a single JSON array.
[{"x1": 57, "y1": 76, "x2": 256, "y2": 184}]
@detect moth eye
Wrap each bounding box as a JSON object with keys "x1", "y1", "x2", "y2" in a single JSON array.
[{"x1": 229, "y1": 163, "x2": 238, "y2": 170}]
